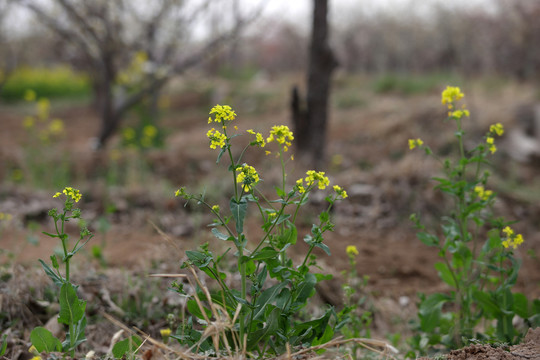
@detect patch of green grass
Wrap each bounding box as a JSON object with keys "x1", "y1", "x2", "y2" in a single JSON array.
[
  {"x1": 372, "y1": 72, "x2": 462, "y2": 95},
  {"x1": 1, "y1": 66, "x2": 91, "y2": 101}
]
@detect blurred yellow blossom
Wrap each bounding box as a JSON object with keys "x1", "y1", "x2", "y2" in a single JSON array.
[
  {"x1": 486, "y1": 136, "x2": 496, "y2": 154},
  {"x1": 474, "y1": 185, "x2": 492, "y2": 201},
  {"x1": 143, "y1": 125, "x2": 158, "y2": 138},
  {"x1": 441, "y1": 86, "x2": 464, "y2": 105},
  {"x1": 490, "y1": 123, "x2": 504, "y2": 136},
  {"x1": 408, "y1": 138, "x2": 424, "y2": 150},
  {"x1": 212, "y1": 205, "x2": 220, "y2": 212},
  {"x1": 501, "y1": 226, "x2": 524, "y2": 249},
  {"x1": 24, "y1": 89, "x2": 36, "y2": 102},
  {"x1": 23, "y1": 116, "x2": 35, "y2": 129},
  {"x1": 346, "y1": 245, "x2": 359, "y2": 256},
  {"x1": 37, "y1": 98, "x2": 50, "y2": 120},
  {"x1": 49, "y1": 119, "x2": 64, "y2": 135}
]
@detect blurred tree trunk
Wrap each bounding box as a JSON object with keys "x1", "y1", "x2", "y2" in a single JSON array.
[{"x1": 291, "y1": 0, "x2": 337, "y2": 169}]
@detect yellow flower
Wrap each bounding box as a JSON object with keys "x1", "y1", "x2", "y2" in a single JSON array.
[
  {"x1": 207, "y1": 128, "x2": 227, "y2": 149},
  {"x1": 502, "y1": 226, "x2": 514, "y2": 237},
  {"x1": 209, "y1": 104, "x2": 236, "y2": 124},
  {"x1": 441, "y1": 86, "x2": 465, "y2": 105},
  {"x1": 408, "y1": 138, "x2": 424, "y2": 150},
  {"x1": 490, "y1": 123, "x2": 504, "y2": 136},
  {"x1": 62, "y1": 187, "x2": 82, "y2": 202},
  {"x1": 160, "y1": 328, "x2": 172, "y2": 337},
  {"x1": 267, "y1": 125, "x2": 294, "y2": 146},
  {"x1": 175, "y1": 187, "x2": 186, "y2": 197},
  {"x1": 49, "y1": 119, "x2": 64, "y2": 135},
  {"x1": 501, "y1": 226, "x2": 524, "y2": 249},
  {"x1": 305, "y1": 170, "x2": 330, "y2": 190},
  {"x1": 143, "y1": 125, "x2": 158, "y2": 138},
  {"x1": 474, "y1": 185, "x2": 492, "y2": 201},
  {"x1": 24, "y1": 89, "x2": 36, "y2": 102},
  {"x1": 53, "y1": 192, "x2": 62, "y2": 198},
  {"x1": 451, "y1": 109, "x2": 470, "y2": 119},
  {"x1": 333, "y1": 185, "x2": 348, "y2": 199},
  {"x1": 295, "y1": 178, "x2": 306, "y2": 194},
  {"x1": 23, "y1": 116, "x2": 35, "y2": 129},
  {"x1": 346, "y1": 245, "x2": 359, "y2": 256},
  {"x1": 236, "y1": 164, "x2": 260, "y2": 192},
  {"x1": 123, "y1": 127, "x2": 136, "y2": 141},
  {"x1": 37, "y1": 98, "x2": 50, "y2": 120},
  {"x1": 486, "y1": 136, "x2": 496, "y2": 154},
  {"x1": 247, "y1": 129, "x2": 266, "y2": 147},
  {"x1": 212, "y1": 205, "x2": 220, "y2": 212}
]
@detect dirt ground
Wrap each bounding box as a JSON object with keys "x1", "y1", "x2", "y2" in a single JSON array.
[{"x1": 1, "y1": 75, "x2": 539, "y2": 358}]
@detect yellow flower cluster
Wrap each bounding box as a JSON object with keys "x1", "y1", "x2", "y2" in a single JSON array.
[
  {"x1": 0, "y1": 212, "x2": 13, "y2": 221},
  {"x1": 408, "y1": 138, "x2": 424, "y2": 150},
  {"x1": 441, "y1": 86, "x2": 465, "y2": 106},
  {"x1": 474, "y1": 185, "x2": 492, "y2": 201},
  {"x1": 305, "y1": 170, "x2": 330, "y2": 190},
  {"x1": 501, "y1": 226, "x2": 524, "y2": 249},
  {"x1": 53, "y1": 186, "x2": 82, "y2": 203},
  {"x1": 247, "y1": 129, "x2": 266, "y2": 147},
  {"x1": 333, "y1": 185, "x2": 348, "y2": 199},
  {"x1": 208, "y1": 104, "x2": 236, "y2": 124},
  {"x1": 295, "y1": 178, "x2": 306, "y2": 194},
  {"x1": 490, "y1": 123, "x2": 504, "y2": 136},
  {"x1": 346, "y1": 245, "x2": 359, "y2": 256},
  {"x1": 486, "y1": 136, "x2": 496, "y2": 154},
  {"x1": 175, "y1": 187, "x2": 187, "y2": 197},
  {"x1": 267, "y1": 125, "x2": 294, "y2": 151},
  {"x1": 450, "y1": 109, "x2": 470, "y2": 119},
  {"x1": 237, "y1": 164, "x2": 260, "y2": 192},
  {"x1": 212, "y1": 205, "x2": 220, "y2": 213},
  {"x1": 207, "y1": 128, "x2": 227, "y2": 149}
]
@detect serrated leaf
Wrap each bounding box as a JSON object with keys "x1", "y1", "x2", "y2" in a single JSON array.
[
  {"x1": 230, "y1": 197, "x2": 247, "y2": 234},
  {"x1": 30, "y1": 327, "x2": 62, "y2": 353},
  {"x1": 58, "y1": 283, "x2": 85, "y2": 325}
]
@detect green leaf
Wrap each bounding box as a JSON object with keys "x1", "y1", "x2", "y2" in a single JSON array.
[
  {"x1": 251, "y1": 247, "x2": 279, "y2": 261},
  {"x1": 30, "y1": 327, "x2": 62, "y2": 353},
  {"x1": 434, "y1": 262, "x2": 456, "y2": 288},
  {"x1": 39, "y1": 259, "x2": 64, "y2": 287},
  {"x1": 211, "y1": 228, "x2": 230, "y2": 241},
  {"x1": 418, "y1": 293, "x2": 452, "y2": 333},
  {"x1": 417, "y1": 232, "x2": 439, "y2": 247},
  {"x1": 314, "y1": 242, "x2": 331, "y2": 256},
  {"x1": 230, "y1": 197, "x2": 247, "y2": 234},
  {"x1": 247, "y1": 307, "x2": 280, "y2": 349},
  {"x1": 58, "y1": 283, "x2": 85, "y2": 325},
  {"x1": 473, "y1": 290, "x2": 501, "y2": 318},
  {"x1": 253, "y1": 282, "x2": 289, "y2": 320},
  {"x1": 513, "y1": 293, "x2": 529, "y2": 319},
  {"x1": 187, "y1": 299, "x2": 211, "y2": 320},
  {"x1": 216, "y1": 146, "x2": 227, "y2": 164},
  {"x1": 112, "y1": 335, "x2": 142, "y2": 359},
  {"x1": 292, "y1": 273, "x2": 317, "y2": 310},
  {"x1": 186, "y1": 250, "x2": 212, "y2": 268},
  {"x1": 0, "y1": 334, "x2": 7, "y2": 356}
]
